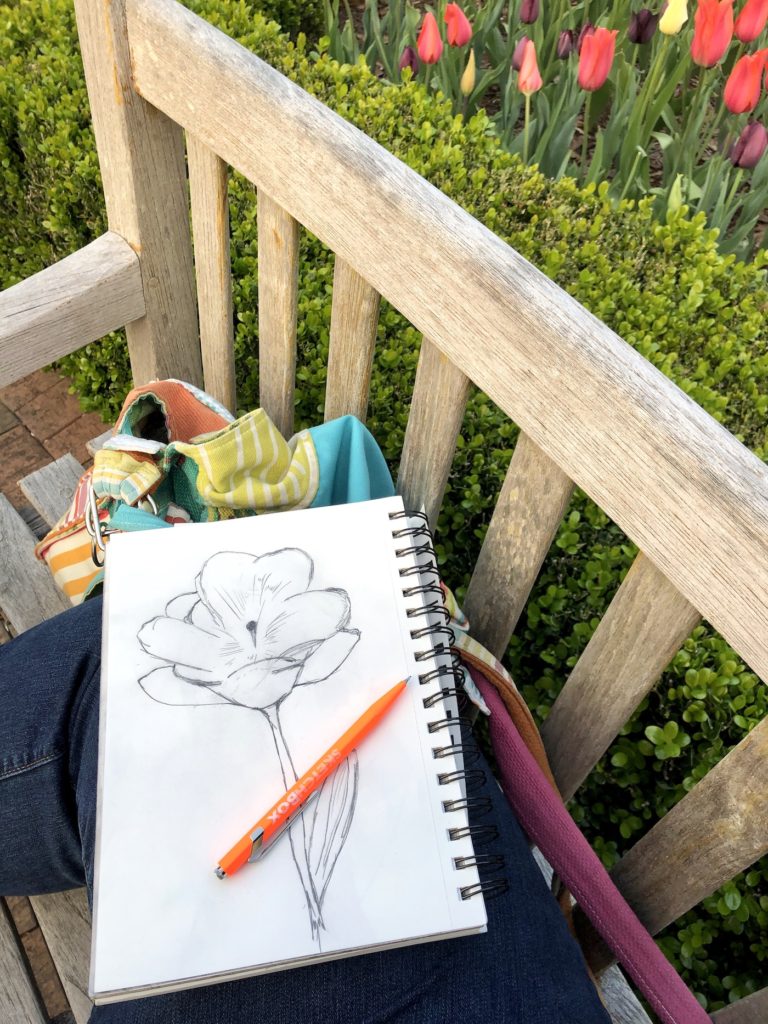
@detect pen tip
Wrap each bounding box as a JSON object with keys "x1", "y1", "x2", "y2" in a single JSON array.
[{"x1": 214, "y1": 866, "x2": 227, "y2": 880}]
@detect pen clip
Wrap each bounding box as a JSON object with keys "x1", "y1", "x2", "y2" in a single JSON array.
[{"x1": 247, "y1": 789, "x2": 322, "y2": 862}]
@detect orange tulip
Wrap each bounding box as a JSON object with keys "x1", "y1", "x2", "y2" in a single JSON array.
[
  {"x1": 735, "y1": 0, "x2": 768, "y2": 41},
  {"x1": 518, "y1": 39, "x2": 543, "y2": 95},
  {"x1": 723, "y1": 48, "x2": 768, "y2": 112},
  {"x1": 444, "y1": 3, "x2": 472, "y2": 46},
  {"x1": 691, "y1": 0, "x2": 734, "y2": 67},
  {"x1": 577, "y1": 27, "x2": 618, "y2": 90},
  {"x1": 417, "y1": 12, "x2": 443, "y2": 64}
]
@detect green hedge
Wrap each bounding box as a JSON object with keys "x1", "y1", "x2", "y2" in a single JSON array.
[{"x1": 2, "y1": 0, "x2": 768, "y2": 1008}]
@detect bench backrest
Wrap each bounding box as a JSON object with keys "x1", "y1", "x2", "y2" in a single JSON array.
[{"x1": 1, "y1": 0, "x2": 766, "y2": 1003}]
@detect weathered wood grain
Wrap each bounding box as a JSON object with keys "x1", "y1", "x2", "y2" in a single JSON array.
[
  {"x1": 128, "y1": 0, "x2": 768, "y2": 683},
  {"x1": 396, "y1": 338, "x2": 470, "y2": 529},
  {"x1": 603, "y1": 715, "x2": 768, "y2": 949},
  {"x1": 0, "y1": 900, "x2": 46, "y2": 1024},
  {"x1": 325, "y1": 257, "x2": 380, "y2": 423},
  {"x1": 31, "y1": 891, "x2": 91, "y2": 1024},
  {"x1": 0, "y1": 233, "x2": 144, "y2": 389},
  {"x1": 73, "y1": 0, "x2": 201, "y2": 387},
  {"x1": 711, "y1": 988, "x2": 768, "y2": 1023},
  {"x1": 0, "y1": 496, "x2": 69, "y2": 631},
  {"x1": 19, "y1": 454, "x2": 85, "y2": 530},
  {"x1": 463, "y1": 432, "x2": 573, "y2": 659},
  {"x1": 187, "y1": 134, "x2": 236, "y2": 412},
  {"x1": 542, "y1": 553, "x2": 701, "y2": 801},
  {"x1": 257, "y1": 191, "x2": 299, "y2": 437},
  {"x1": 87, "y1": 430, "x2": 113, "y2": 457}
]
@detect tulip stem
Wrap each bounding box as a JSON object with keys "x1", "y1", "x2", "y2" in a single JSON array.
[
  {"x1": 581, "y1": 92, "x2": 592, "y2": 179},
  {"x1": 523, "y1": 94, "x2": 531, "y2": 164}
]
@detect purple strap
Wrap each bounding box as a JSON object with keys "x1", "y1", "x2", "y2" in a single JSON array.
[{"x1": 471, "y1": 668, "x2": 711, "y2": 1024}]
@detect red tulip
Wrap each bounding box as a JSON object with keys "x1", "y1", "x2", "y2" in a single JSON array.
[
  {"x1": 578, "y1": 27, "x2": 618, "y2": 90},
  {"x1": 730, "y1": 121, "x2": 768, "y2": 166},
  {"x1": 518, "y1": 39, "x2": 543, "y2": 95},
  {"x1": 417, "y1": 12, "x2": 443, "y2": 64},
  {"x1": 735, "y1": 0, "x2": 768, "y2": 41},
  {"x1": 512, "y1": 34, "x2": 531, "y2": 70},
  {"x1": 444, "y1": 3, "x2": 472, "y2": 45},
  {"x1": 691, "y1": 0, "x2": 734, "y2": 67},
  {"x1": 724, "y1": 48, "x2": 768, "y2": 112}
]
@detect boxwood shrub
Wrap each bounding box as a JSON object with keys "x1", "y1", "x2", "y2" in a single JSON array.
[{"x1": 2, "y1": 0, "x2": 768, "y2": 1008}]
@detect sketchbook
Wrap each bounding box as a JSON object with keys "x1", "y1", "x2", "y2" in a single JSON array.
[{"x1": 90, "y1": 495, "x2": 489, "y2": 1003}]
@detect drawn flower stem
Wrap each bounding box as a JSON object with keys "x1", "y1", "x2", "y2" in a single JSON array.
[{"x1": 262, "y1": 703, "x2": 325, "y2": 941}]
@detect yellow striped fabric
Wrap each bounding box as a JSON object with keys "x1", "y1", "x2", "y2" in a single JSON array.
[
  {"x1": 174, "y1": 410, "x2": 319, "y2": 510},
  {"x1": 44, "y1": 525, "x2": 99, "y2": 600}
]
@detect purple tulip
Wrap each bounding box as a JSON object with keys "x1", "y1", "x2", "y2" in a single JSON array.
[
  {"x1": 628, "y1": 9, "x2": 659, "y2": 44},
  {"x1": 577, "y1": 21, "x2": 595, "y2": 53},
  {"x1": 730, "y1": 122, "x2": 768, "y2": 169},
  {"x1": 512, "y1": 35, "x2": 531, "y2": 71},
  {"x1": 520, "y1": 0, "x2": 540, "y2": 23},
  {"x1": 557, "y1": 29, "x2": 575, "y2": 58},
  {"x1": 398, "y1": 45, "x2": 421, "y2": 76}
]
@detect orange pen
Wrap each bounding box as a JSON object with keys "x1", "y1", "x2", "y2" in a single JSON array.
[{"x1": 215, "y1": 679, "x2": 408, "y2": 879}]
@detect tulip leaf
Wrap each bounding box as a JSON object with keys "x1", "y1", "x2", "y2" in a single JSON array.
[{"x1": 307, "y1": 751, "x2": 359, "y2": 908}]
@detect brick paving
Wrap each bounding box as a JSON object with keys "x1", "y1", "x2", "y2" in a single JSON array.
[{"x1": 0, "y1": 368, "x2": 107, "y2": 525}]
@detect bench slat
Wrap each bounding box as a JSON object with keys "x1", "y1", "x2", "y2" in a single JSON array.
[
  {"x1": 463, "y1": 432, "x2": 573, "y2": 659},
  {"x1": 0, "y1": 233, "x2": 144, "y2": 390},
  {"x1": 711, "y1": 988, "x2": 768, "y2": 1023},
  {"x1": 325, "y1": 258, "x2": 380, "y2": 423},
  {"x1": 0, "y1": 901, "x2": 46, "y2": 1024},
  {"x1": 19, "y1": 454, "x2": 85, "y2": 530},
  {"x1": 128, "y1": 0, "x2": 768, "y2": 685},
  {"x1": 542, "y1": 553, "x2": 701, "y2": 800},
  {"x1": 30, "y1": 890, "x2": 92, "y2": 1024},
  {"x1": 257, "y1": 191, "x2": 299, "y2": 437},
  {"x1": 188, "y1": 134, "x2": 236, "y2": 413},
  {"x1": 74, "y1": 0, "x2": 202, "y2": 387},
  {"x1": 0, "y1": 496, "x2": 69, "y2": 632},
  {"x1": 396, "y1": 338, "x2": 470, "y2": 529},
  {"x1": 578, "y1": 714, "x2": 768, "y2": 971}
]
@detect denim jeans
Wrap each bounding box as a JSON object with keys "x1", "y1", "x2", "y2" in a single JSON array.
[{"x1": 0, "y1": 598, "x2": 610, "y2": 1024}]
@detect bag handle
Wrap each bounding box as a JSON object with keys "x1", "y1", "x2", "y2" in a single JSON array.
[{"x1": 469, "y1": 667, "x2": 712, "y2": 1024}]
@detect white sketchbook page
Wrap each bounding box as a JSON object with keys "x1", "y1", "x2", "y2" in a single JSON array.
[{"x1": 92, "y1": 496, "x2": 482, "y2": 997}]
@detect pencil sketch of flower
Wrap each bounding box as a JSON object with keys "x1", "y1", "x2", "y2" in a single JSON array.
[{"x1": 137, "y1": 547, "x2": 361, "y2": 943}]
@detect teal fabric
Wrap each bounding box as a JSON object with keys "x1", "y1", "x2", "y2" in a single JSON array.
[{"x1": 309, "y1": 416, "x2": 394, "y2": 507}]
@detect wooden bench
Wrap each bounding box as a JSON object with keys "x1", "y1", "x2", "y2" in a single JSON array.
[{"x1": 1, "y1": 0, "x2": 766, "y2": 1020}]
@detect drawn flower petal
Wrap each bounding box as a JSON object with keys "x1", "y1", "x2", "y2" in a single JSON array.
[
  {"x1": 221, "y1": 658, "x2": 302, "y2": 708},
  {"x1": 259, "y1": 588, "x2": 352, "y2": 659},
  {"x1": 139, "y1": 666, "x2": 231, "y2": 706},
  {"x1": 165, "y1": 591, "x2": 198, "y2": 620},
  {"x1": 298, "y1": 628, "x2": 360, "y2": 685},
  {"x1": 138, "y1": 616, "x2": 245, "y2": 680},
  {"x1": 197, "y1": 549, "x2": 313, "y2": 632}
]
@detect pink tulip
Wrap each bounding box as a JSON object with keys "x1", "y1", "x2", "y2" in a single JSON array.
[
  {"x1": 444, "y1": 3, "x2": 472, "y2": 46},
  {"x1": 518, "y1": 39, "x2": 543, "y2": 95},
  {"x1": 417, "y1": 12, "x2": 443, "y2": 64}
]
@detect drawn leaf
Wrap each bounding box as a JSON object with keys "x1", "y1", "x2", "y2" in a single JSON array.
[{"x1": 307, "y1": 752, "x2": 359, "y2": 909}]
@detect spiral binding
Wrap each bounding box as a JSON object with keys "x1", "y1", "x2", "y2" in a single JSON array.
[{"x1": 389, "y1": 508, "x2": 509, "y2": 903}]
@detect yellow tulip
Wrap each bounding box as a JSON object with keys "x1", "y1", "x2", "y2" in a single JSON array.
[
  {"x1": 460, "y1": 48, "x2": 476, "y2": 96},
  {"x1": 659, "y1": 0, "x2": 689, "y2": 34}
]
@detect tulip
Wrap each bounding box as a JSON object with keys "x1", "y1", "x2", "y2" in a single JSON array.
[
  {"x1": 730, "y1": 121, "x2": 768, "y2": 166},
  {"x1": 691, "y1": 0, "x2": 734, "y2": 67},
  {"x1": 512, "y1": 35, "x2": 531, "y2": 71},
  {"x1": 659, "y1": 0, "x2": 689, "y2": 34},
  {"x1": 557, "y1": 29, "x2": 575, "y2": 57},
  {"x1": 578, "y1": 26, "x2": 618, "y2": 90},
  {"x1": 520, "y1": 0, "x2": 540, "y2": 23},
  {"x1": 518, "y1": 39, "x2": 543, "y2": 94},
  {"x1": 723, "y1": 48, "x2": 768, "y2": 111},
  {"x1": 735, "y1": 0, "x2": 768, "y2": 41},
  {"x1": 398, "y1": 45, "x2": 421, "y2": 77},
  {"x1": 460, "y1": 48, "x2": 477, "y2": 96},
  {"x1": 417, "y1": 12, "x2": 443, "y2": 64},
  {"x1": 577, "y1": 22, "x2": 596, "y2": 52},
  {"x1": 444, "y1": 3, "x2": 473, "y2": 46},
  {"x1": 628, "y1": 9, "x2": 660, "y2": 42}
]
